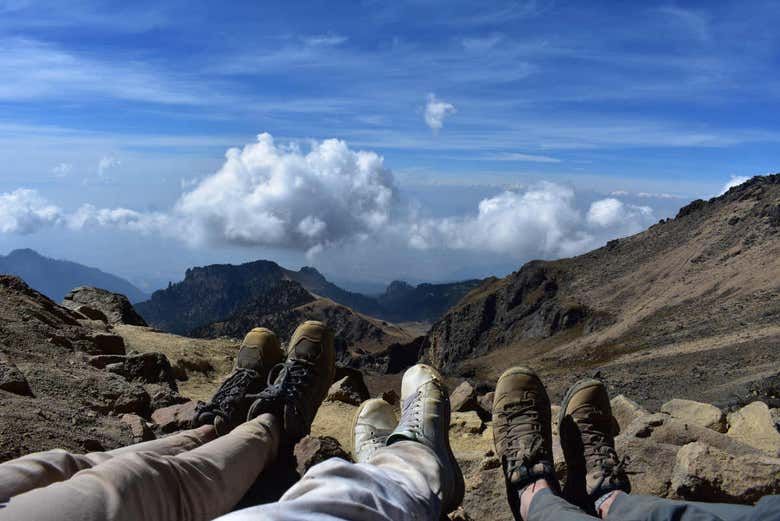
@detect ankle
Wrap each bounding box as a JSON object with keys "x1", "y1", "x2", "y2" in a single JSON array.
[
  {"x1": 519, "y1": 479, "x2": 551, "y2": 519},
  {"x1": 596, "y1": 490, "x2": 623, "y2": 519}
]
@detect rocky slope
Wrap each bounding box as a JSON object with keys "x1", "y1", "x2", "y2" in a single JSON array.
[
  {"x1": 0, "y1": 248, "x2": 148, "y2": 303},
  {"x1": 422, "y1": 174, "x2": 780, "y2": 409},
  {"x1": 374, "y1": 279, "x2": 485, "y2": 323}
]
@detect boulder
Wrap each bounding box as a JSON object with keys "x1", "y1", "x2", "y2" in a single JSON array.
[
  {"x1": 74, "y1": 305, "x2": 108, "y2": 322},
  {"x1": 477, "y1": 392, "x2": 494, "y2": 415},
  {"x1": 727, "y1": 402, "x2": 780, "y2": 456},
  {"x1": 326, "y1": 373, "x2": 370, "y2": 406},
  {"x1": 121, "y1": 413, "x2": 155, "y2": 442},
  {"x1": 611, "y1": 394, "x2": 649, "y2": 433},
  {"x1": 111, "y1": 386, "x2": 151, "y2": 416},
  {"x1": 450, "y1": 381, "x2": 478, "y2": 412},
  {"x1": 62, "y1": 286, "x2": 148, "y2": 326},
  {"x1": 661, "y1": 399, "x2": 726, "y2": 432},
  {"x1": 87, "y1": 354, "x2": 126, "y2": 369},
  {"x1": 121, "y1": 352, "x2": 178, "y2": 391},
  {"x1": 450, "y1": 411, "x2": 484, "y2": 435},
  {"x1": 614, "y1": 435, "x2": 678, "y2": 497},
  {"x1": 0, "y1": 353, "x2": 33, "y2": 397},
  {"x1": 381, "y1": 389, "x2": 399, "y2": 405},
  {"x1": 294, "y1": 435, "x2": 352, "y2": 476},
  {"x1": 151, "y1": 401, "x2": 198, "y2": 433},
  {"x1": 670, "y1": 441, "x2": 780, "y2": 503},
  {"x1": 146, "y1": 384, "x2": 189, "y2": 411}
]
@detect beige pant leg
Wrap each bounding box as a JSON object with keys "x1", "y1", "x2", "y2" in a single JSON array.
[
  {"x1": 0, "y1": 415, "x2": 279, "y2": 521},
  {"x1": 0, "y1": 425, "x2": 216, "y2": 500}
]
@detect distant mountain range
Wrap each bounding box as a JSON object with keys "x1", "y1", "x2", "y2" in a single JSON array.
[{"x1": 0, "y1": 249, "x2": 148, "y2": 303}]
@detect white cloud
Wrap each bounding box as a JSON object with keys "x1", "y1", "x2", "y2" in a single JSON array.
[
  {"x1": 173, "y1": 133, "x2": 396, "y2": 250},
  {"x1": 67, "y1": 205, "x2": 170, "y2": 234},
  {"x1": 51, "y1": 162, "x2": 72, "y2": 177},
  {"x1": 719, "y1": 175, "x2": 751, "y2": 195},
  {"x1": 97, "y1": 155, "x2": 120, "y2": 177},
  {"x1": 302, "y1": 33, "x2": 348, "y2": 47},
  {"x1": 0, "y1": 188, "x2": 62, "y2": 234},
  {"x1": 587, "y1": 198, "x2": 654, "y2": 232},
  {"x1": 424, "y1": 93, "x2": 456, "y2": 132},
  {"x1": 488, "y1": 152, "x2": 561, "y2": 163},
  {"x1": 462, "y1": 34, "x2": 503, "y2": 52}
]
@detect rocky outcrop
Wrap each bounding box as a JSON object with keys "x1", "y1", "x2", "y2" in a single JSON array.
[
  {"x1": 661, "y1": 399, "x2": 726, "y2": 433},
  {"x1": 62, "y1": 286, "x2": 148, "y2": 326}
]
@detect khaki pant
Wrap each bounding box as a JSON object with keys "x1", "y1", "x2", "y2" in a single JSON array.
[
  {"x1": 0, "y1": 415, "x2": 279, "y2": 521},
  {"x1": 0, "y1": 416, "x2": 443, "y2": 521}
]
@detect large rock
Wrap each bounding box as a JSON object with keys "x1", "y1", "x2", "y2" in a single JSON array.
[
  {"x1": 294, "y1": 435, "x2": 352, "y2": 476},
  {"x1": 121, "y1": 352, "x2": 178, "y2": 391},
  {"x1": 477, "y1": 392, "x2": 494, "y2": 415},
  {"x1": 62, "y1": 286, "x2": 148, "y2": 326},
  {"x1": 0, "y1": 353, "x2": 33, "y2": 397},
  {"x1": 615, "y1": 435, "x2": 678, "y2": 497},
  {"x1": 450, "y1": 381, "x2": 478, "y2": 412},
  {"x1": 88, "y1": 333, "x2": 126, "y2": 355},
  {"x1": 670, "y1": 441, "x2": 780, "y2": 503},
  {"x1": 121, "y1": 413, "x2": 155, "y2": 443},
  {"x1": 611, "y1": 394, "x2": 649, "y2": 433},
  {"x1": 151, "y1": 401, "x2": 198, "y2": 433},
  {"x1": 325, "y1": 372, "x2": 369, "y2": 406},
  {"x1": 727, "y1": 402, "x2": 780, "y2": 456},
  {"x1": 661, "y1": 399, "x2": 726, "y2": 432}
]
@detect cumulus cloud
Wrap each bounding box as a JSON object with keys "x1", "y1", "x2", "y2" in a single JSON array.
[
  {"x1": 0, "y1": 188, "x2": 62, "y2": 234},
  {"x1": 424, "y1": 93, "x2": 456, "y2": 132},
  {"x1": 406, "y1": 183, "x2": 655, "y2": 259},
  {"x1": 719, "y1": 175, "x2": 751, "y2": 195},
  {"x1": 51, "y1": 162, "x2": 72, "y2": 177},
  {"x1": 97, "y1": 155, "x2": 120, "y2": 177},
  {"x1": 173, "y1": 133, "x2": 396, "y2": 253}
]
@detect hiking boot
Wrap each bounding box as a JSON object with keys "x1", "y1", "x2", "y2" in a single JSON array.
[
  {"x1": 247, "y1": 321, "x2": 335, "y2": 445},
  {"x1": 386, "y1": 364, "x2": 465, "y2": 515},
  {"x1": 493, "y1": 366, "x2": 557, "y2": 520},
  {"x1": 195, "y1": 327, "x2": 283, "y2": 435},
  {"x1": 559, "y1": 378, "x2": 630, "y2": 514},
  {"x1": 352, "y1": 398, "x2": 396, "y2": 463}
]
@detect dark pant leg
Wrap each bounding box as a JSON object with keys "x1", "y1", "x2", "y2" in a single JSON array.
[
  {"x1": 607, "y1": 493, "x2": 755, "y2": 521},
  {"x1": 527, "y1": 488, "x2": 599, "y2": 521}
]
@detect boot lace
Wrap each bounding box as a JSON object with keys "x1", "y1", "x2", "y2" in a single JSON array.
[
  {"x1": 398, "y1": 390, "x2": 423, "y2": 435},
  {"x1": 196, "y1": 368, "x2": 259, "y2": 422},
  {"x1": 579, "y1": 406, "x2": 630, "y2": 487},
  {"x1": 501, "y1": 396, "x2": 547, "y2": 476}
]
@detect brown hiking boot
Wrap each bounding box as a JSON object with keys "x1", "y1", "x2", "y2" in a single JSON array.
[
  {"x1": 247, "y1": 321, "x2": 335, "y2": 445},
  {"x1": 352, "y1": 398, "x2": 396, "y2": 463},
  {"x1": 195, "y1": 327, "x2": 283, "y2": 435},
  {"x1": 559, "y1": 378, "x2": 630, "y2": 513},
  {"x1": 493, "y1": 367, "x2": 558, "y2": 520},
  {"x1": 386, "y1": 364, "x2": 465, "y2": 515}
]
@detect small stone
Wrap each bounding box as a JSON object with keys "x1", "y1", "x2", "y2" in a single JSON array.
[
  {"x1": 479, "y1": 454, "x2": 500, "y2": 470},
  {"x1": 326, "y1": 373, "x2": 370, "y2": 406},
  {"x1": 294, "y1": 435, "x2": 352, "y2": 476},
  {"x1": 450, "y1": 411, "x2": 483, "y2": 435},
  {"x1": 550, "y1": 404, "x2": 561, "y2": 436},
  {"x1": 380, "y1": 389, "x2": 399, "y2": 405},
  {"x1": 448, "y1": 507, "x2": 474, "y2": 521},
  {"x1": 661, "y1": 399, "x2": 726, "y2": 433},
  {"x1": 0, "y1": 353, "x2": 33, "y2": 397},
  {"x1": 151, "y1": 401, "x2": 198, "y2": 433},
  {"x1": 477, "y1": 392, "x2": 494, "y2": 415},
  {"x1": 450, "y1": 381, "x2": 478, "y2": 412},
  {"x1": 121, "y1": 413, "x2": 155, "y2": 442},
  {"x1": 611, "y1": 395, "x2": 649, "y2": 434},
  {"x1": 727, "y1": 401, "x2": 780, "y2": 456}
]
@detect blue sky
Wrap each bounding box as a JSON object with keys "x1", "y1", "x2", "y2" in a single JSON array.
[{"x1": 0, "y1": 0, "x2": 778, "y2": 292}]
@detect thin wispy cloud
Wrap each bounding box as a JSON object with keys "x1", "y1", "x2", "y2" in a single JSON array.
[
  {"x1": 487, "y1": 152, "x2": 562, "y2": 163},
  {"x1": 97, "y1": 155, "x2": 120, "y2": 177},
  {"x1": 302, "y1": 33, "x2": 348, "y2": 46},
  {"x1": 50, "y1": 162, "x2": 72, "y2": 177}
]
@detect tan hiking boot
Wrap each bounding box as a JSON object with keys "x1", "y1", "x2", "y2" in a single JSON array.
[
  {"x1": 387, "y1": 364, "x2": 465, "y2": 515},
  {"x1": 352, "y1": 398, "x2": 396, "y2": 463},
  {"x1": 559, "y1": 378, "x2": 630, "y2": 513},
  {"x1": 248, "y1": 321, "x2": 335, "y2": 445},
  {"x1": 493, "y1": 367, "x2": 558, "y2": 519},
  {"x1": 195, "y1": 327, "x2": 283, "y2": 434}
]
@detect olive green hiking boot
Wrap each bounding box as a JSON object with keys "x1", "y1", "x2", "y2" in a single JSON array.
[
  {"x1": 352, "y1": 398, "x2": 396, "y2": 463},
  {"x1": 195, "y1": 327, "x2": 283, "y2": 435},
  {"x1": 559, "y1": 378, "x2": 630, "y2": 514},
  {"x1": 493, "y1": 366, "x2": 558, "y2": 520},
  {"x1": 247, "y1": 321, "x2": 335, "y2": 446},
  {"x1": 387, "y1": 364, "x2": 465, "y2": 515}
]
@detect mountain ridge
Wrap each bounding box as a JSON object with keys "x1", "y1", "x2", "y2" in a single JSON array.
[{"x1": 0, "y1": 249, "x2": 148, "y2": 303}]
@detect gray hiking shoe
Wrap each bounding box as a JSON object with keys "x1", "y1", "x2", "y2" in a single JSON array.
[
  {"x1": 387, "y1": 364, "x2": 465, "y2": 515},
  {"x1": 559, "y1": 378, "x2": 630, "y2": 513},
  {"x1": 493, "y1": 366, "x2": 558, "y2": 520},
  {"x1": 195, "y1": 327, "x2": 283, "y2": 435},
  {"x1": 352, "y1": 398, "x2": 396, "y2": 463},
  {"x1": 247, "y1": 321, "x2": 335, "y2": 446}
]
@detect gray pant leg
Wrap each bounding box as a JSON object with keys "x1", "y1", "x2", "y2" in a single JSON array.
[
  {"x1": 607, "y1": 494, "x2": 754, "y2": 521},
  {"x1": 527, "y1": 488, "x2": 599, "y2": 521}
]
